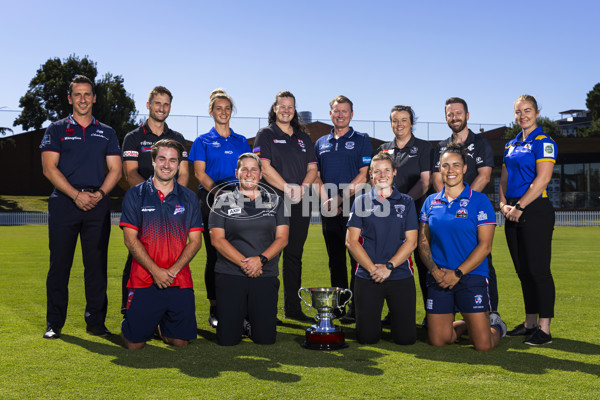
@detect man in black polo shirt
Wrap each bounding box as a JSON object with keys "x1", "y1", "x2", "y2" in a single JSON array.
[
  {"x1": 432, "y1": 97, "x2": 499, "y2": 315},
  {"x1": 315, "y1": 95, "x2": 372, "y2": 323},
  {"x1": 120, "y1": 86, "x2": 189, "y2": 314}
]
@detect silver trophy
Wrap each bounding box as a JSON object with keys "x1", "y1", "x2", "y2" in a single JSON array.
[{"x1": 298, "y1": 287, "x2": 352, "y2": 350}]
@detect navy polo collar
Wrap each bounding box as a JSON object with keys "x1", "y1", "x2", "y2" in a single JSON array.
[
  {"x1": 368, "y1": 186, "x2": 403, "y2": 203},
  {"x1": 327, "y1": 127, "x2": 356, "y2": 141},
  {"x1": 66, "y1": 114, "x2": 97, "y2": 126},
  {"x1": 148, "y1": 176, "x2": 180, "y2": 197}
]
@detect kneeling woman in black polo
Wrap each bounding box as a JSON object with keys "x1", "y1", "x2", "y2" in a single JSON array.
[
  {"x1": 346, "y1": 152, "x2": 418, "y2": 345},
  {"x1": 209, "y1": 153, "x2": 289, "y2": 346}
]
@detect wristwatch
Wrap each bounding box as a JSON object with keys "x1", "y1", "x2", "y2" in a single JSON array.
[
  {"x1": 386, "y1": 262, "x2": 394, "y2": 270},
  {"x1": 259, "y1": 254, "x2": 268, "y2": 266},
  {"x1": 454, "y1": 269, "x2": 464, "y2": 279},
  {"x1": 515, "y1": 203, "x2": 525, "y2": 211}
]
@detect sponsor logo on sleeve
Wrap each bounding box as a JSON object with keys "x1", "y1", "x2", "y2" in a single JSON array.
[
  {"x1": 41, "y1": 135, "x2": 51, "y2": 146},
  {"x1": 362, "y1": 156, "x2": 372, "y2": 164},
  {"x1": 182, "y1": 151, "x2": 188, "y2": 158},
  {"x1": 544, "y1": 143, "x2": 555, "y2": 157},
  {"x1": 476, "y1": 156, "x2": 483, "y2": 164},
  {"x1": 123, "y1": 151, "x2": 139, "y2": 157},
  {"x1": 252, "y1": 146, "x2": 261, "y2": 154},
  {"x1": 477, "y1": 210, "x2": 488, "y2": 221}
]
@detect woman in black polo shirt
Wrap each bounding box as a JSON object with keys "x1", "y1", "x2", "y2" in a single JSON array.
[
  {"x1": 376, "y1": 105, "x2": 433, "y2": 326},
  {"x1": 209, "y1": 153, "x2": 289, "y2": 346}
]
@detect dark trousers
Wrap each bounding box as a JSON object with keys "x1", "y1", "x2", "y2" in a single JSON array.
[
  {"x1": 199, "y1": 189, "x2": 218, "y2": 301},
  {"x1": 47, "y1": 191, "x2": 110, "y2": 329},
  {"x1": 282, "y1": 202, "x2": 310, "y2": 315},
  {"x1": 505, "y1": 197, "x2": 555, "y2": 318},
  {"x1": 215, "y1": 273, "x2": 279, "y2": 346},
  {"x1": 321, "y1": 214, "x2": 356, "y2": 304},
  {"x1": 355, "y1": 276, "x2": 416, "y2": 345}
]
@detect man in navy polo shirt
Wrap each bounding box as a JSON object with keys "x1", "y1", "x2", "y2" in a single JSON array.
[
  {"x1": 314, "y1": 95, "x2": 372, "y2": 322},
  {"x1": 120, "y1": 86, "x2": 189, "y2": 314},
  {"x1": 40, "y1": 75, "x2": 122, "y2": 339},
  {"x1": 431, "y1": 97, "x2": 499, "y2": 315},
  {"x1": 119, "y1": 139, "x2": 202, "y2": 349}
]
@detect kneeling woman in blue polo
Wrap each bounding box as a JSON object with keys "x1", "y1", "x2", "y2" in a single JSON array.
[
  {"x1": 346, "y1": 152, "x2": 418, "y2": 345},
  {"x1": 419, "y1": 143, "x2": 505, "y2": 351}
]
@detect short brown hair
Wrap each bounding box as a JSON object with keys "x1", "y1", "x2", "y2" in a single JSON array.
[
  {"x1": 370, "y1": 151, "x2": 395, "y2": 170},
  {"x1": 151, "y1": 139, "x2": 185, "y2": 163},
  {"x1": 148, "y1": 86, "x2": 173, "y2": 103},
  {"x1": 69, "y1": 75, "x2": 95, "y2": 96},
  {"x1": 329, "y1": 95, "x2": 353, "y2": 112},
  {"x1": 236, "y1": 152, "x2": 262, "y2": 170},
  {"x1": 445, "y1": 97, "x2": 469, "y2": 114}
]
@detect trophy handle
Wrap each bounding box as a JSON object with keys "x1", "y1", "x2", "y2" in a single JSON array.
[
  {"x1": 338, "y1": 288, "x2": 353, "y2": 310},
  {"x1": 298, "y1": 288, "x2": 312, "y2": 311}
]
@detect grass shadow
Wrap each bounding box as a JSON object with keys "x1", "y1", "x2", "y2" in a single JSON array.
[
  {"x1": 61, "y1": 328, "x2": 386, "y2": 383},
  {"x1": 0, "y1": 198, "x2": 24, "y2": 212}
]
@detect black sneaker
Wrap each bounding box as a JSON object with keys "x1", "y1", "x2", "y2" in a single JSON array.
[
  {"x1": 524, "y1": 328, "x2": 552, "y2": 346},
  {"x1": 208, "y1": 313, "x2": 218, "y2": 329},
  {"x1": 507, "y1": 322, "x2": 537, "y2": 336},
  {"x1": 86, "y1": 325, "x2": 112, "y2": 337},
  {"x1": 43, "y1": 326, "x2": 61, "y2": 339}
]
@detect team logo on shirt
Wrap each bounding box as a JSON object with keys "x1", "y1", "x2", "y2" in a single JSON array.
[
  {"x1": 467, "y1": 144, "x2": 475, "y2": 151},
  {"x1": 212, "y1": 141, "x2": 221, "y2": 148},
  {"x1": 174, "y1": 205, "x2": 185, "y2": 215},
  {"x1": 477, "y1": 211, "x2": 488, "y2": 221},
  {"x1": 460, "y1": 199, "x2": 469, "y2": 207},
  {"x1": 410, "y1": 146, "x2": 418, "y2": 155},
  {"x1": 65, "y1": 128, "x2": 75, "y2": 136},
  {"x1": 523, "y1": 143, "x2": 532, "y2": 152},
  {"x1": 394, "y1": 204, "x2": 406, "y2": 218},
  {"x1": 456, "y1": 208, "x2": 468, "y2": 218},
  {"x1": 544, "y1": 143, "x2": 555, "y2": 156},
  {"x1": 474, "y1": 295, "x2": 483, "y2": 305},
  {"x1": 345, "y1": 141, "x2": 355, "y2": 150}
]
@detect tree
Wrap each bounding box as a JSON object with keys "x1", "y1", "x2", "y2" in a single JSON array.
[
  {"x1": 585, "y1": 82, "x2": 600, "y2": 121},
  {"x1": 504, "y1": 116, "x2": 561, "y2": 139},
  {"x1": 0, "y1": 127, "x2": 15, "y2": 149},
  {"x1": 14, "y1": 55, "x2": 137, "y2": 142}
]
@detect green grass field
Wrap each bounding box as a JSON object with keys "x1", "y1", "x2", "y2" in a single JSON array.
[{"x1": 1, "y1": 225, "x2": 599, "y2": 399}]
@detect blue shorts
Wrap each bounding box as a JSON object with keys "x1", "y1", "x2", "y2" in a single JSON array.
[
  {"x1": 121, "y1": 285, "x2": 197, "y2": 343},
  {"x1": 426, "y1": 274, "x2": 490, "y2": 314}
]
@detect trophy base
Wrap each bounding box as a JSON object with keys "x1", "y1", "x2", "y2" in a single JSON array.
[{"x1": 301, "y1": 326, "x2": 348, "y2": 350}]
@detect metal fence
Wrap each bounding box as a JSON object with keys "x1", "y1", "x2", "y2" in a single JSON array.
[{"x1": 2, "y1": 211, "x2": 600, "y2": 227}]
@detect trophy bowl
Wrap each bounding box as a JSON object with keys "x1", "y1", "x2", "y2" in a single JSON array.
[{"x1": 298, "y1": 287, "x2": 352, "y2": 350}]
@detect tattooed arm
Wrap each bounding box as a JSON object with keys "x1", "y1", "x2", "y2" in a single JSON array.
[{"x1": 418, "y1": 221, "x2": 445, "y2": 284}]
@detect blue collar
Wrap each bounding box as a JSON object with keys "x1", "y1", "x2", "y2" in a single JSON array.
[
  {"x1": 435, "y1": 183, "x2": 472, "y2": 204},
  {"x1": 66, "y1": 114, "x2": 97, "y2": 126}
]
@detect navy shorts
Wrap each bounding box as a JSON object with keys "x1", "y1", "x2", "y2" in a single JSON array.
[
  {"x1": 121, "y1": 285, "x2": 197, "y2": 343},
  {"x1": 426, "y1": 274, "x2": 490, "y2": 314}
]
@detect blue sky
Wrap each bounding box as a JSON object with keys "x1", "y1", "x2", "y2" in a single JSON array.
[{"x1": 1, "y1": 0, "x2": 598, "y2": 142}]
